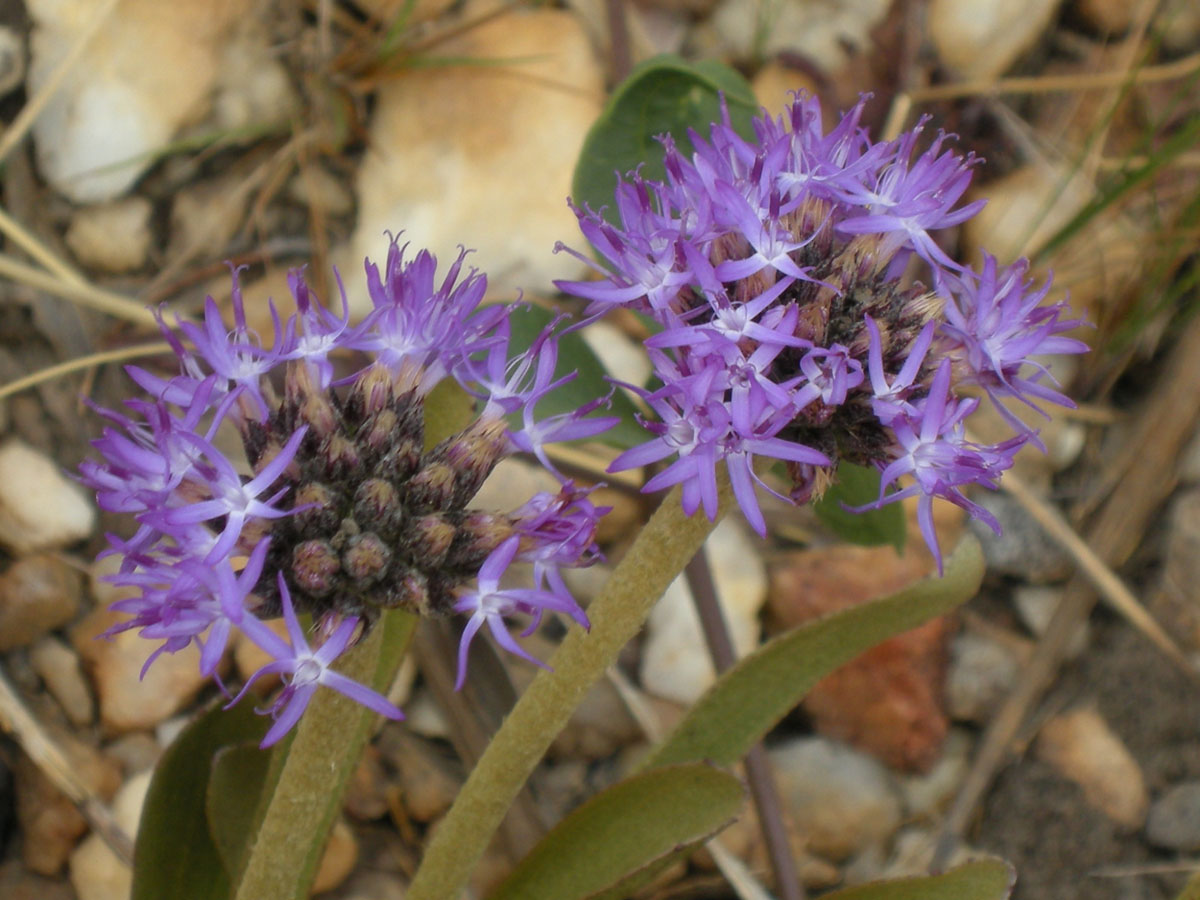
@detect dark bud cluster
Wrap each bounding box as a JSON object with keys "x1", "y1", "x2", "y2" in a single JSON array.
[{"x1": 243, "y1": 361, "x2": 515, "y2": 623}]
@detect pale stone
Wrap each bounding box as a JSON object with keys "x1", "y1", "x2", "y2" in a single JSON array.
[
  {"x1": 0, "y1": 553, "x2": 83, "y2": 651},
  {"x1": 0, "y1": 439, "x2": 95, "y2": 554},
  {"x1": 27, "y1": 0, "x2": 252, "y2": 202},
  {"x1": 707, "y1": 0, "x2": 891, "y2": 73},
  {"x1": 1012, "y1": 585, "x2": 1089, "y2": 657},
  {"x1": 946, "y1": 631, "x2": 1022, "y2": 723},
  {"x1": 472, "y1": 457, "x2": 563, "y2": 514},
  {"x1": 348, "y1": 7, "x2": 604, "y2": 302},
  {"x1": 929, "y1": 0, "x2": 1063, "y2": 81},
  {"x1": 211, "y1": 10, "x2": 298, "y2": 132},
  {"x1": 639, "y1": 517, "x2": 766, "y2": 705},
  {"x1": 65, "y1": 197, "x2": 153, "y2": 273},
  {"x1": 68, "y1": 770, "x2": 151, "y2": 900},
  {"x1": 73, "y1": 606, "x2": 210, "y2": 733},
  {"x1": 30, "y1": 637, "x2": 95, "y2": 726},
  {"x1": 312, "y1": 820, "x2": 359, "y2": 894},
  {"x1": 898, "y1": 728, "x2": 972, "y2": 819},
  {"x1": 752, "y1": 62, "x2": 822, "y2": 114},
  {"x1": 1036, "y1": 706, "x2": 1148, "y2": 828},
  {"x1": 769, "y1": 736, "x2": 903, "y2": 861}
]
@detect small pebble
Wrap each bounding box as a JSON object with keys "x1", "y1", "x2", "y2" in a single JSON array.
[
  {"x1": 0, "y1": 554, "x2": 84, "y2": 652},
  {"x1": 971, "y1": 492, "x2": 1073, "y2": 583},
  {"x1": 1036, "y1": 706, "x2": 1148, "y2": 829},
  {"x1": 29, "y1": 637, "x2": 95, "y2": 726},
  {"x1": 69, "y1": 771, "x2": 151, "y2": 900},
  {"x1": 946, "y1": 631, "x2": 1022, "y2": 723},
  {"x1": 0, "y1": 439, "x2": 95, "y2": 555},
  {"x1": 1146, "y1": 782, "x2": 1200, "y2": 851},
  {"x1": 65, "y1": 197, "x2": 154, "y2": 273},
  {"x1": 768, "y1": 736, "x2": 903, "y2": 861}
]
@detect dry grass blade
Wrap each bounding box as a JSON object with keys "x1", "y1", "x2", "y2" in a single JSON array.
[
  {"x1": 0, "y1": 0, "x2": 121, "y2": 167},
  {"x1": 992, "y1": 464, "x2": 1195, "y2": 677},
  {"x1": 0, "y1": 205, "x2": 88, "y2": 288},
  {"x1": 0, "y1": 664, "x2": 133, "y2": 866},
  {"x1": 0, "y1": 342, "x2": 171, "y2": 402},
  {"x1": 936, "y1": 311, "x2": 1200, "y2": 868},
  {"x1": 0, "y1": 253, "x2": 156, "y2": 328}
]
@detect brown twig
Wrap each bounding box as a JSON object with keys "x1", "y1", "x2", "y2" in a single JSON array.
[
  {"x1": 0, "y1": 664, "x2": 134, "y2": 866},
  {"x1": 685, "y1": 548, "x2": 805, "y2": 900}
]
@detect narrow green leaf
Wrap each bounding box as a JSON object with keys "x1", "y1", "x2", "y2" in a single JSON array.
[
  {"x1": 488, "y1": 763, "x2": 745, "y2": 900},
  {"x1": 132, "y1": 702, "x2": 270, "y2": 900},
  {"x1": 821, "y1": 859, "x2": 1015, "y2": 900},
  {"x1": 572, "y1": 55, "x2": 758, "y2": 226},
  {"x1": 644, "y1": 534, "x2": 984, "y2": 770},
  {"x1": 207, "y1": 743, "x2": 275, "y2": 878},
  {"x1": 813, "y1": 462, "x2": 906, "y2": 552},
  {"x1": 505, "y1": 303, "x2": 647, "y2": 449}
]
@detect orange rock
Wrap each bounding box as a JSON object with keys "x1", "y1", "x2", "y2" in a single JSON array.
[{"x1": 767, "y1": 498, "x2": 965, "y2": 773}]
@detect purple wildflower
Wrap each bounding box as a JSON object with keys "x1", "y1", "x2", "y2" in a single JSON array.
[
  {"x1": 81, "y1": 237, "x2": 611, "y2": 744},
  {"x1": 558, "y1": 92, "x2": 1087, "y2": 569}
]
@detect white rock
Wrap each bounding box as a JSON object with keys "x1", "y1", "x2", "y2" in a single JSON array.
[
  {"x1": 65, "y1": 197, "x2": 153, "y2": 273},
  {"x1": 348, "y1": 7, "x2": 604, "y2": 302},
  {"x1": 472, "y1": 457, "x2": 563, "y2": 514},
  {"x1": 1012, "y1": 585, "x2": 1089, "y2": 657},
  {"x1": 945, "y1": 631, "x2": 1022, "y2": 723},
  {"x1": 707, "y1": 0, "x2": 890, "y2": 72},
  {"x1": 69, "y1": 770, "x2": 151, "y2": 900},
  {"x1": 30, "y1": 636, "x2": 95, "y2": 726},
  {"x1": 769, "y1": 736, "x2": 904, "y2": 861},
  {"x1": 27, "y1": 0, "x2": 251, "y2": 202},
  {"x1": 899, "y1": 728, "x2": 972, "y2": 819},
  {"x1": 640, "y1": 517, "x2": 767, "y2": 705},
  {"x1": 210, "y1": 11, "x2": 298, "y2": 133},
  {"x1": 0, "y1": 438, "x2": 94, "y2": 554},
  {"x1": 929, "y1": 0, "x2": 1063, "y2": 81}
]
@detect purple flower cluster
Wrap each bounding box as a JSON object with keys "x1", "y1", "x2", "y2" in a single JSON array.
[
  {"x1": 558, "y1": 93, "x2": 1087, "y2": 568},
  {"x1": 81, "y1": 240, "x2": 613, "y2": 745}
]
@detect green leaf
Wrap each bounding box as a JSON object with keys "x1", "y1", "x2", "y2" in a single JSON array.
[
  {"x1": 207, "y1": 742, "x2": 276, "y2": 878},
  {"x1": 813, "y1": 461, "x2": 906, "y2": 552},
  {"x1": 488, "y1": 763, "x2": 745, "y2": 900},
  {"x1": 821, "y1": 859, "x2": 1015, "y2": 900},
  {"x1": 505, "y1": 303, "x2": 647, "y2": 449},
  {"x1": 132, "y1": 702, "x2": 270, "y2": 900},
  {"x1": 571, "y1": 55, "x2": 758, "y2": 226},
  {"x1": 644, "y1": 534, "x2": 984, "y2": 770}
]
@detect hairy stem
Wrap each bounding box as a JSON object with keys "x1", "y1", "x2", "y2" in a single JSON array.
[
  {"x1": 406, "y1": 478, "x2": 732, "y2": 900},
  {"x1": 232, "y1": 611, "x2": 417, "y2": 900}
]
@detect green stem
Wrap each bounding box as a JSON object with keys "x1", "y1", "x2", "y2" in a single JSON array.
[
  {"x1": 233, "y1": 610, "x2": 418, "y2": 900},
  {"x1": 406, "y1": 478, "x2": 732, "y2": 900}
]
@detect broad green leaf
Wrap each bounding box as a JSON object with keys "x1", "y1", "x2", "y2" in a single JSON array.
[
  {"x1": 813, "y1": 462, "x2": 906, "y2": 552},
  {"x1": 571, "y1": 55, "x2": 758, "y2": 226},
  {"x1": 132, "y1": 702, "x2": 270, "y2": 900},
  {"x1": 207, "y1": 743, "x2": 275, "y2": 878},
  {"x1": 644, "y1": 534, "x2": 984, "y2": 770},
  {"x1": 488, "y1": 763, "x2": 745, "y2": 900},
  {"x1": 505, "y1": 303, "x2": 647, "y2": 449},
  {"x1": 821, "y1": 859, "x2": 1015, "y2": 900}
]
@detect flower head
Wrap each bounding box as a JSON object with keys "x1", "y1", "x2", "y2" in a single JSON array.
[
  {"x1": 558, "y1": 93, "x2": 1087, "y2": 570},
  {"x1": 82, "y1": 238, "x2": 611, "y2": 744}
]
